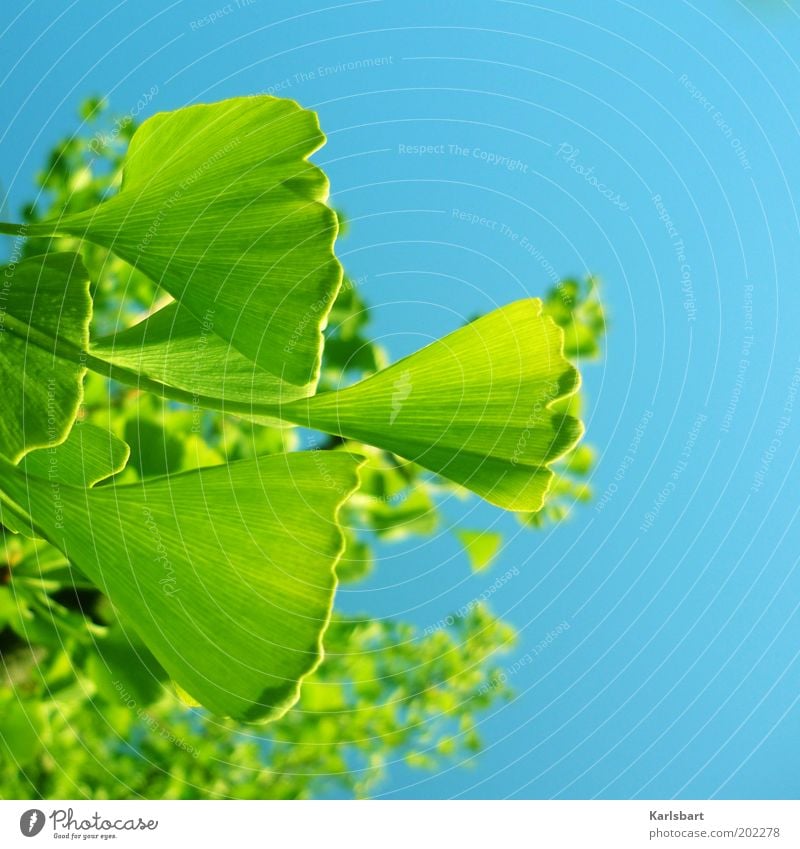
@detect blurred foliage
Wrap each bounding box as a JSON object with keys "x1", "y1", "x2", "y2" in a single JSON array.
[
  {"x1": 1, "y1": 582, "x2": 514, "y2": 798},
  {"x1": 0, "y1": 98, "x2": 605, "y2": 799}
]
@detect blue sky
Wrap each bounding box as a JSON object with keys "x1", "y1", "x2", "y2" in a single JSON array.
[{"x1": 2, "y1": 0, "x2": 799, "y2": 799}]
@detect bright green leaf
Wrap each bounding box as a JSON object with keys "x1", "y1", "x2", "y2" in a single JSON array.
[
  {"x1": 456, "y1": 529, "x2": 502, "y2": 572},
  {"x1": 20, "y1": 96, "x2": 342, "y2": 389},
  {"x1": 21, "y1": 421, "x2": 129, "y2": 486},
  {"x1": 283, "y1": 299, "x2": 583, "y2": 511},
  {"x1": 3, "y1": 422, "x2": 128, "y2": 537},
  {"x1": 0, "y1": 253, "x2": 90, "y2": 462},
  {"x1": 91, "y1": 300, "x2": 308, "y2": 417},
  {"x1": 0, "y1": 451, "x2": 362, "y2": 722}
]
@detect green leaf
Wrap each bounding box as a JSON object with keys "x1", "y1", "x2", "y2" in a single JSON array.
[
  {"x1": 3, "y1": 422, "x2": 128, "y2": 536},
  {"x1": 20, "y1": 96, "x2": 342, "y2": 390},
  {"x1": 89, "y1": 621, "x2": 169, "y2": 708},
  {"x1": 91, "y1": 300, "x2": 308, "y2": 417},
  {"x1": 0, "y1": 451, "x2": 362, "y2": 722},
  {"x1": 0, "y1": 253, "x2": 90, "y2": 462},
  {"x1": 20, "y1": 421, "x2": 129, "y2": 486},
  {"x1": 456, "y1": 529, "x2": 502, "y2": 572},
  {"x1": 283, "y1": 299, "x2": 583, "y2": 511},
  {"x1": 123, "y1": 416, "x2": 184, "y2": 479}
]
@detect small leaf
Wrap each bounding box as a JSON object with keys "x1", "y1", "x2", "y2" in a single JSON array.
[
  {"x1": 283, "y1": 300, "x2": 583, "y2": 511},
  {"x1": 22, "y1": 96, "x2": 342, "y2": 389},
  {"x1": 0, "y1": 451, "x2": 362, "y2": 722},
  {"x1": 91, "y1": 301, "x2": 308, "y2": 416},
  {"x1": 456, "y1": 529, "x2": 502, "y2": 572},
  {"x1": 0, "y1": 253, "x2": 90, "y2": 462},
  {"x1": 20, "y1": 421, "x2": 129, "y2": 486},
  {"x1": 3, "y1": 423, "x2": 128, "y2": 537}
]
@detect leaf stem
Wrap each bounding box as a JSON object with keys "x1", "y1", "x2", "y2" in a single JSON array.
[
  {"x1": 0, "y1": 221, "x2": 28, "y2": 237},
  {"x1": 1, "y1": 311, "x2": 286, "y2": 421}
]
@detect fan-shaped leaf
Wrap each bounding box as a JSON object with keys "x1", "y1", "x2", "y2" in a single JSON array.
[
  {"x1": 282, "y1": 299, "x2": 583, "y2": 511},
  {"x1": 0, "y1": 451, "x2": 362, "y2": 722},
  {"x1": 0, "y1": 253, "x2": 90, "y2": 462},
  {"x1": 20, "y1": 421, "x2": 129, "y2": 486},
  {"x1": 91, "y1": 300, "x2": 306, "y2": 418},
  {"x1": 19, "y1": 96, "x2": 341, "y2": 390}
]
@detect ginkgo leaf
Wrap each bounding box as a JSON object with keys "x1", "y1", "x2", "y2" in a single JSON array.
[
  {"x1": 20, "y1": 421, "x2": 129, "y2": 487},
  {"x1": 456, "y1": 529, "x2": 503, "y2": 572},
  {"x1": 0, "y1": 451, "x2": 362, "y2": 722},
  {"x1": 3, "y1": 423, "x2": 129, "y2": 537},
  {"x1": 281, "y1": 299, "x2": 583, "y2": 512},
  {"x1": 0, "y1": 253, "x2": 90, "y2": 462},
  {"x1": 11, "y1": 96, "x2": 341, "y2": 390},
  {"x1": 91, "y1": 300, "x2": 308, "y2": 417}
]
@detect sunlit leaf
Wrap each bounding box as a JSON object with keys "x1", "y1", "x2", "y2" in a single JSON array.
[
  {"x1": 91, "y1": 300, "x2": 310, "y2": 417},
  {"x1": 456, "y1": 529, "x2": 502, "y2": 572},
  {"x1": 0, "y1": 451, "x2": 362, "y2": 722},
  {"x1": 20, "y1": 421, "x2": 129, "y2": 486},
  {"x1": 283, "y1": 299, "x2": 583, "y2": 511},
  {"x1": 0, "y1": 253, "x2": 90, "y2": 462},
  {"x1": 16, "y1": 96, "x2": 342, "y2": 390}
]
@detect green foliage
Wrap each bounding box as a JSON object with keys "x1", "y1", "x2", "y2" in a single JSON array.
[
  {"x1": 0, "y1": 451, "x2": 361, "y2": 721},
  {"x1": 0, "y1": 253, "x2": 91, "y2": 462},
  {"x1": 0, "y1": 95, "x2": 606, "y2": 798},
  {"x1": 20, "y1": 97, "x2": 340, "y2": 392},
  {"x1": 0, "y1": 602, "x2": 514, "y2": 799},
  {"x1": 456, "y1": 529, "x2": 503, "y2": 573},
  {"x1": 284, "y1": 299, "x2": 583, "y2": 511}
]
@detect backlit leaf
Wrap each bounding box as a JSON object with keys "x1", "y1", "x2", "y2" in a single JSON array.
[
  {"x1": 0, "y1": 253, "x2": 90, "y2": 462},
  {"x1": 20, "y1": 96, "x2": 342, "y2": 390},
  {"x1": 20, "y1": 421, "x2": 129, "y2": 487},
  {"x1": 0, "y1": 451, "x2": 362, "y2": 722},
  {"x1": 91, "y1": 300, "x2": 307, "y2": 416},
  {"x1": 283, "y1": 300, "x2": 583, "y2": 511},
  {"x1": 456, "y1": 529, "x2": 502, "y2": 572}
]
